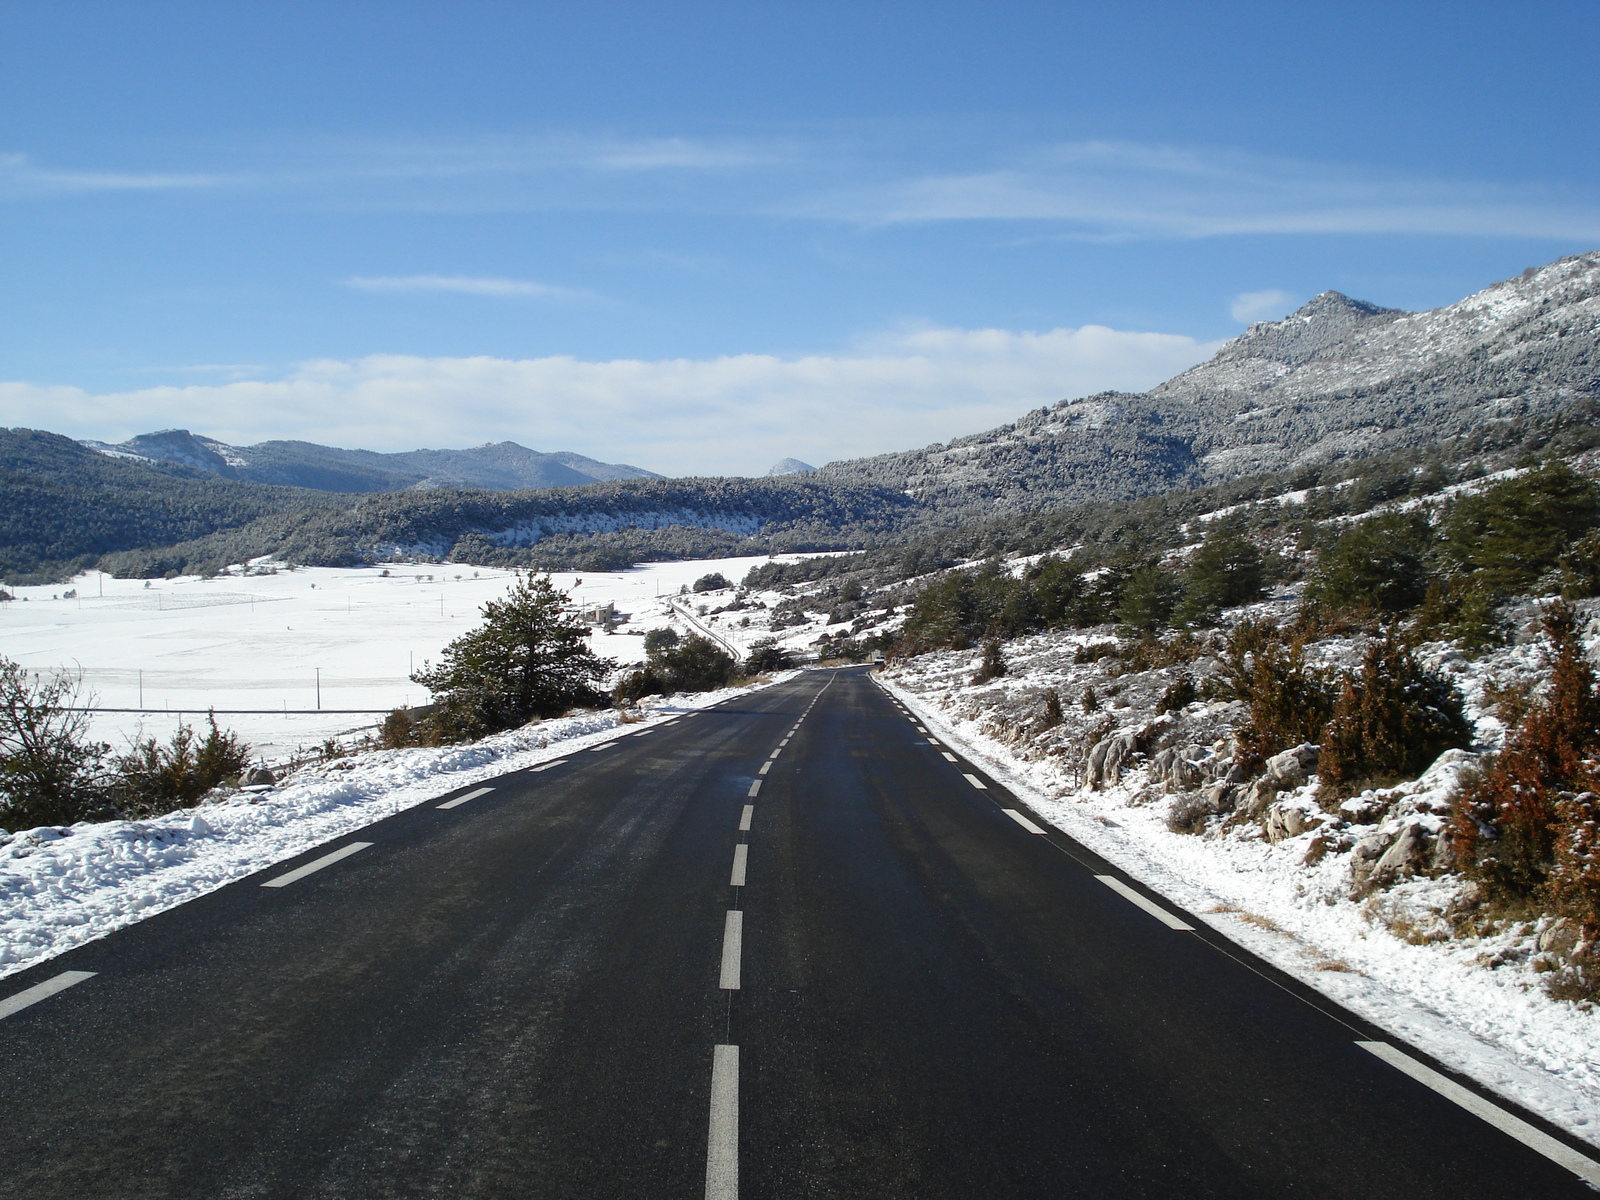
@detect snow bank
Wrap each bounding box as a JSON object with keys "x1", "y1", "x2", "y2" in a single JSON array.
[{"x1": 0, "y1": 674, "x2": 794, "y2": 981}]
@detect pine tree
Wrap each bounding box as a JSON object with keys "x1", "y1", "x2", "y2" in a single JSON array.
[{"x1": 412, "y1": 574, "x2": 612, "y2": 739}]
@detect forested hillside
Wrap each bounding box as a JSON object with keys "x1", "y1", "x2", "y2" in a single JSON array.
[
  {"x1": 0, "y1": 429, "x2": 338, "y2": 582},
  {"x1": 96, "y1": 476, "x2": 915, "y2": 578}
]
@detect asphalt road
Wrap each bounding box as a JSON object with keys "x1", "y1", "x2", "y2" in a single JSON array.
[{"x1": 1, "y1": 667, "x2": 1596, "y2": 1198}]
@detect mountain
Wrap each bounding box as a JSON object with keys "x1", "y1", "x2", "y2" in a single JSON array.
[
  {"x1": 9, "y1": 248, "x2": 1600, "y2": 582},
  {"x1": 79, "y1": 431, "x2": 661, "y2": 493},
  {"x1": 766, "y1": 457, "x2": 816, "y2": 476},
  {"x1": 820, "y1": 252, "x2": 1600, "y2": 519}
]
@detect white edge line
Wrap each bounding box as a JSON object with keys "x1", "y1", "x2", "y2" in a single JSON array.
[
  {"x1": 963, "y1": 773, "x2": 988, "y2": 790},
  {"x1": 1357, "y1": 1041, "x2": 1600, "y2": 1186},
  {"x1": 0, "y1": 970, "x2": 97, "y2": 1021},
  {"x1": 730, "y1": 844, "x2": 748, "y2": 887},
  {"x1": 706, "y1": 1044, "x2": 739, "y2": 1200},
  {"x1": 1095, "y1": 874, "x2": 1195, "y2": 931},
  {"x1": 1003, "y1": 808, "x2": 1047, "y2": 835},
  {"x1": 530, "y1": 759, "x2": 567, "y2": 772},
  {"x1": 719, "y1": 910, "x2": 743, "y2": 989},
  {"x1": 261, "y1": 841, "x2": 374, "y2": 888},
  {"x1": 942, "y1": 752, "x2": 958, "y2": 762},
  {"x1": 437, "y1": 786, "x2": 494, "y2": 810}
]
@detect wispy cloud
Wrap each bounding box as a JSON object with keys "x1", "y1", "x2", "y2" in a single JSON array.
[
  {"x1": 7, "y1": 132, "x2": 1598, "y2": 242},
  {"x1": 0, "y1": 322, "x2": 1218, "y2": 476},
  {"x1": 0, "y1": 152, "x2": 224, "y2": 195},
  {"x1": 1230, "y1": 289, "x2": 1294, "y2": 322},
  {"x1": 342, "y1": 275, "x2": 594, "y2": 300},
  {"x1": 787, "y1": 139, "x2": 1600, "y2": 242}
]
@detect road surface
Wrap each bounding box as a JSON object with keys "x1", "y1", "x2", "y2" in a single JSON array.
[{"x1": 1, "y1": 668, "x2": 1595, "y2": 1197}]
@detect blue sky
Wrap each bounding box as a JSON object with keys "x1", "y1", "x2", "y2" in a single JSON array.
[{"x1": 2, "y1": 1, "x2": 1597, "y2": 475}]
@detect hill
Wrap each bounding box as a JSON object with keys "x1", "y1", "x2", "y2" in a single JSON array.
[{"x1": 80, "y1": 430, "x2": 660, "y2": 492}]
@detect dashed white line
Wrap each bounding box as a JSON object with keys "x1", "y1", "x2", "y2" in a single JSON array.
[
  {"x1": 1357, "y1": 1041, "x2": 1600, "y2": 1185},
  {"x1": 705, "y1": 1044, "x2": 740, "y2": 1200},
  {"x1": 1003, "y1": 809, "x2": 1047, "y2": 835},
  {"x1": 530, "y1": 759, "x2": 567, "y2": 772},
  {"x1": 941, "y1": 751, "x2": 958, "y2": 762},
  {"x1": 747, "y1": 780, "x2": 762, "y2": 797},
  {"x1": 437, "y1": 786, "x2": 494, "y2": 810},
  {"x1": 757, "y1": 762, "x2": 772, "y2": 775},
  {"x1": 588, "y1": 744, "x2": 613, "y2": 753},
  {"x1": 0, "y1": 970, "x2": 96, "y2": 1021},
  {"x1": 719, "y1": 911, "x2": 743, "y2": 989},
  {"x1": 730, "y1": 844, "x2": 748, "y2": 887},
  {"x1": 261, "y1": 842, "x2": 374, "y2": 888},
  {"x1": 927, "y1": 738, "x2": 940, "y2": 746},
  {"x1": 739, "y1": 805, "x2": 754, "y2": 831},
  {"x1": 767, "y1": 748, "x2": 781, "y2": 759},
  {"x1": 1095, "y1": 875, "x2": 1194, "y2": 930},
  {"x1": 915, "y1": 726, "x2": 928, "y2": 733},
  {"x1": 962, "y1": 773, "x2": 988, "y2": 790}
]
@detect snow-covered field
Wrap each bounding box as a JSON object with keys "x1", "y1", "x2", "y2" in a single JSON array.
[
  {"x1": 878, "y1": 620, "x2": 1600, "y2": 1150},
  {"x1": 0, "y1": 674, "x2": 794, "y2": 981},
  {"x1": 0, "y1": 554, "x2": 815, "y2": 760}
]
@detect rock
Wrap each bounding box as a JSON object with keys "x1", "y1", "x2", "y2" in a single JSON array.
[
  {"x1": 1240, "y1": 776, "x2": 1281, "y2": 821},
  {"x1": 1264, "y1": 801, "x2": 1317, "y2": 843},
  {"x1": 242, "y1": 766, "x2": 276, "y2": 788},
  {"x1": 1538, "y1": 918, "x2": 1579, "y2": 956},
  {"x1": 1372, "y1": 821, "x2": 1430, "y2": 881},
  {"x1": 1085, "y1": 730, "x2": 1140, "y2": 789},
  {"x1": 1265, "y1": 743, "x2": 1320, "y2": 788}
]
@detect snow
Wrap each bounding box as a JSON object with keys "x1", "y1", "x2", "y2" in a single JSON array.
[
  {"x1": 879, "y1": 621, "x2": 1600, "y2": 1149},
  {"x1": 0, "y1": 555, "x2": 814, "y2": 760},
  {"x1": 0, "y1": 673, "x2": 796, "y2": 981}
]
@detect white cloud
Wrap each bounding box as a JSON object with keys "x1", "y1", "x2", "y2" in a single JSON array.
[
  {"x1": 0, "y1": 323, "x2": 1219, "y2": 477},
  {"x1": 343, "y1": 275, "x2": 592, "y2": 299},
  {"x1": 1230, "y1": 289, "x2": 1294, "y2": 322}
]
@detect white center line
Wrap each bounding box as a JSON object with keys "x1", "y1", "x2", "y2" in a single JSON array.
[
  {"x1": 1095, "y1": 875, "x2": 1194, "y2": 930},
  {"x1": 1003, "y1": 808, "x2": 1047, "y2": 835},
  {"x1": 739, "y1": 804, "x2": 754, "y2": 831},
  {"x1": 962, "y1": 773, "x2": 988, "y2": 790},
  {"x1": 747, "y1": 779, "x2": 762, "y2": 797},
  {"x1": 730, "y1": 844, "x2": 748, "y2": 887},
  {"x1": 261, "y1": 842, "x2": 374, "y2": 888},
  {"x1": 589, "y1": 744, "x2": 613, "y2": 753},
  {"x1": 706, "y1": 1044, "x2": 740, "y2": 1200},
  {"x1": 757, "y1": 762, "x2": 772, "y2": 775},
  {"x1": 0, "y1": 970, "x2": 96, "y2": 1022},
  {"x1": 437, "y1": 786, "x2": 494, "y2": 810},
  {"x1": 767, "y1": 748, "x2": 781, "y2": 759},
  {"x1": 719, "y1": 911, "x2": 743, "y2": 989},
  {"x1": 1356, "y1": 1041, "x2": 1600, "y2": 1186},
  {"x1": 530, "y1": 759, "x2": 567, "y2": 772},
  {"x1": 941, "y1": 751, "x2": 958, "y2": 762}
]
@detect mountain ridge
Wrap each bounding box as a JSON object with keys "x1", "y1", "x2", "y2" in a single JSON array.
[{"x1": 79, "y1": 430, "x2": 661, "y2": 493}]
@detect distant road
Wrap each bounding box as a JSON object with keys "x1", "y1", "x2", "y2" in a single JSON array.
[{"x1": 0, "y1": 669, "x2": 1595, "y2": 1197}]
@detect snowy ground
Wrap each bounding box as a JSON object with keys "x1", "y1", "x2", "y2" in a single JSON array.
[
  {"x1": 0, "y1": 673, "x2": 796, "y2": 982},
  {"x1": 0, "y1": 554, "x2": 820, "y2": 760},
  {"x1": 878, "y1": 616, "x2": 1600, "y2": 1150}
]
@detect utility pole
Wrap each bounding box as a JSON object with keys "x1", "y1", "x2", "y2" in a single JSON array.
[
  {"x1": 138, "y1": 670, "x2": 143, "y2": 708},
  {"x1": 316, "y1": 668, "x2": 321, "y2": 711}
]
